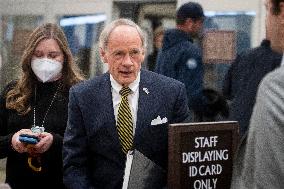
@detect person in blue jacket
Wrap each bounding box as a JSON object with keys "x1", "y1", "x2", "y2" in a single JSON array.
[{"x1": 155, "y1": 2, "x2": 205, "y2": 112}]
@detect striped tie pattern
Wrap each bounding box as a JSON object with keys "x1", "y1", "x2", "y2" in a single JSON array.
[{"x1": 117, "y1": 87, "x2": 133, "y2": 154}]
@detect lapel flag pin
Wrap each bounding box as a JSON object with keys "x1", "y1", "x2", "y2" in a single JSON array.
[{"x1": 143, "y1": 87, "x2": 149, "y2": 94}]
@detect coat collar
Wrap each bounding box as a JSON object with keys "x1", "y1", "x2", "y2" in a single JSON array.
[{"x1": 100, "y1": 73, "x2": 126, "y2": 159}]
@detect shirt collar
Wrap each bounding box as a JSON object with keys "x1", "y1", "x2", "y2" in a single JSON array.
[
  {"x1": 110, "y1": 72, "x2": 140, "y2": 94},
  {"x1": 281, "y1": 54, "x2": 284, "y2": 66}
]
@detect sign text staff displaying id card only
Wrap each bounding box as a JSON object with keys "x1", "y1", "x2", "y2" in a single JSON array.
[{"x1": 168, "y1": 121, "x2": 239, "y2": 189}]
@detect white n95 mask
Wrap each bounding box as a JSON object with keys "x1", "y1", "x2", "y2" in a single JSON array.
[{"x1": 31, "y1": 58, "x2": 63, "y2": 83}]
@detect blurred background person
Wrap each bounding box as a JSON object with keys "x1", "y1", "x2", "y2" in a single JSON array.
[
  {"x1": 223, "y1": 2, "x2": 283, "y2": 186},
  {"x1": 231, "y1": 0, "x2": 284, "y2": 188},
  {"x1": 147, "y1": 26, "x2": 164, "y2": 71},
  {"x1": 0, "y1": 23, "x2": 83, "y2": 189},
  {"x1": 223, "y1": 28, "x2": 282, "y2": 138},
  {"x1": 194, "y1": 88, "x2": 229, "y2": 122},
  {"x1": 155, "y1": 2, "x2": 205, "y2": 114}
]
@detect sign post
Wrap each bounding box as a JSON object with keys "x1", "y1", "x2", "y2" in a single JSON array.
[{"x1": 168, "y1": 121, "x2": 239, "y2": 189}]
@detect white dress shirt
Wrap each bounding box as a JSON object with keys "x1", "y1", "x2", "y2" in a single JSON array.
[{"x1": 110, "y1": 72, "x2": 140, "y2": 135}]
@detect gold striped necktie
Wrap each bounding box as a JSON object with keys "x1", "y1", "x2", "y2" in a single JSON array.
[{"x1": 117, "y1": 87, "x2": 133, "y2": 154}]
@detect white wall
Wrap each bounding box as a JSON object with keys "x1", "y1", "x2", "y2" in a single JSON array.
[
  {"x1": 178, "y1": 0, "x2": 266, "y2": 47},
  {"x1": 0, "y1": 0, "x2": 265, "y2": 47},
  {"x1": 0, "y1": 0, "x2": 113, "y2": 74},
  {"x1": 0, "y1": 0, "x2": 112, "y2": 24}
]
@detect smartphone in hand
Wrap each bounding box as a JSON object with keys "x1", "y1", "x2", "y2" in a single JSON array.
[{"x1": 19, "y1": 134, "x2": 40, "y2": 144}]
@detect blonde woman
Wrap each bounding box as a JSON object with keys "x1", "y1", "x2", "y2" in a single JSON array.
[{"x1": 0, "y1": 23, "x2": 83, "y2": 189}]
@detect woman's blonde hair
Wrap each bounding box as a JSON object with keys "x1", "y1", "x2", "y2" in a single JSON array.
[{"x1": 6, "y1": 23, "x2": 84, "y2": 115}]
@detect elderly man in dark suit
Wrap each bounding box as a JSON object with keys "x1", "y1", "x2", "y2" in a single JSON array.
[{"x1": 63, "y1": 18, "x2": 190, "y2": 189}]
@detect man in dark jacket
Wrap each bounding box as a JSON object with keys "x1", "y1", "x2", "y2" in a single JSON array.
[
  {"x1": 155, "y1": 2, "x2": 205, "y2": 112},
  {"x1": 223, "y1": 39, "x2": 282, "y2": 137}
]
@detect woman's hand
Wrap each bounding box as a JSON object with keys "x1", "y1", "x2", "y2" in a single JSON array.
[
  {"x1": 11, "y1": 129, "x2": 36, "y2": 153},
  {"x1": 32, "y1": 132, "x2": 54, "y2": 154},
  {"x1": 11, "y1": 130, "x2": 53, "y2": 155}
]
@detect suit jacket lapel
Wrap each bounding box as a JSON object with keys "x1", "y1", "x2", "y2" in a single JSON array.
[
  {"x1": 135, "y1": 71, "x2": 158, "y2": 136},
  {"x1": 99, "y1": 73, "x2": 125, "y2": 159}
]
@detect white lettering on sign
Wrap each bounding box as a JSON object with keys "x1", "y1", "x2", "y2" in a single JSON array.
[
  {"x1": 188, "y1": 164, "x2": 222, "y2": 177},
  {"x1": 193, "y1": 178, "x2": 218, "y2": 189},
  {"x1": 189, "y1": 166, "x2": 198, "y2": 177},
  {"x1": 195, "y1": 136, "x2": 218, "y2": 148},
  {"x1": 182, "y1": 150, "x2": 229, "y2": 163},
  {"x1": 199, "y1": 164, "x2": 222, "y2": 176},
  {"x1": 181, "y1": 135, "x2": 232, "y2": 189}
]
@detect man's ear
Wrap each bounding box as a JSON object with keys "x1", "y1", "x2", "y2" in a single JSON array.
[
  {"x1": 141, "y1": 49, "x2": 146, "y2": 63},
  {"x1": 99, "y1": 47, "x2": 108, "y2": 63},
  {"x1": 141, "y1": 48, "x2": 146, "y2": 56}
]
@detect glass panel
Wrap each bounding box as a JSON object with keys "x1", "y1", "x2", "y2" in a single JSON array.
[
  {"x1": 59, "y1": 14, "x2": 106, "y2": 78},
  {"x1": 0, "y1": 15, "x2": 43, "y2": 90},
  {"x1": 203, "y1": 11, "x2": 255, "y2": 91}
]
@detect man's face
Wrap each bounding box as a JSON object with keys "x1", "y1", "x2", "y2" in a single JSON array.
[
  {"x1": 265, "y1": 0, "x2": 284, "y2": 52},
  {"x1": 100, "y1": 25, "x2": 145, "y2": 86},
  {"x1": 265, "y1": 0, "x2": 277, "y2": 39},
  {"x1": 154, "y1": 33, "x2": 164, "y2": 49},
  {"x1": 188, "y1": 18, "x2": 204, "y2": 37}
]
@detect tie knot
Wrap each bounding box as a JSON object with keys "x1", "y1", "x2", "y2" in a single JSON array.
[{"x1": 119, "y1": 87, "x2": 131, "y2": 97}]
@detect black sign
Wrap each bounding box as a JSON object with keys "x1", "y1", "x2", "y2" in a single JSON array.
[{"x1": 168, "y1": 121, "x2": 239, "y2": 189}]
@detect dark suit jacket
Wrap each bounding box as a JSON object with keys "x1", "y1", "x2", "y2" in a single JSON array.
[
  {"x1": 222, "y1": 39, "x2": 282, "y2": 137},
  {"x1": 63, "y1": 70, "x2": 190, "y2": 189}
]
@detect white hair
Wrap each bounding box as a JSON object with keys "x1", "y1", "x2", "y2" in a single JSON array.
[{"x1": 99, "y1": 18, "x2": 147, "y2": 50}]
